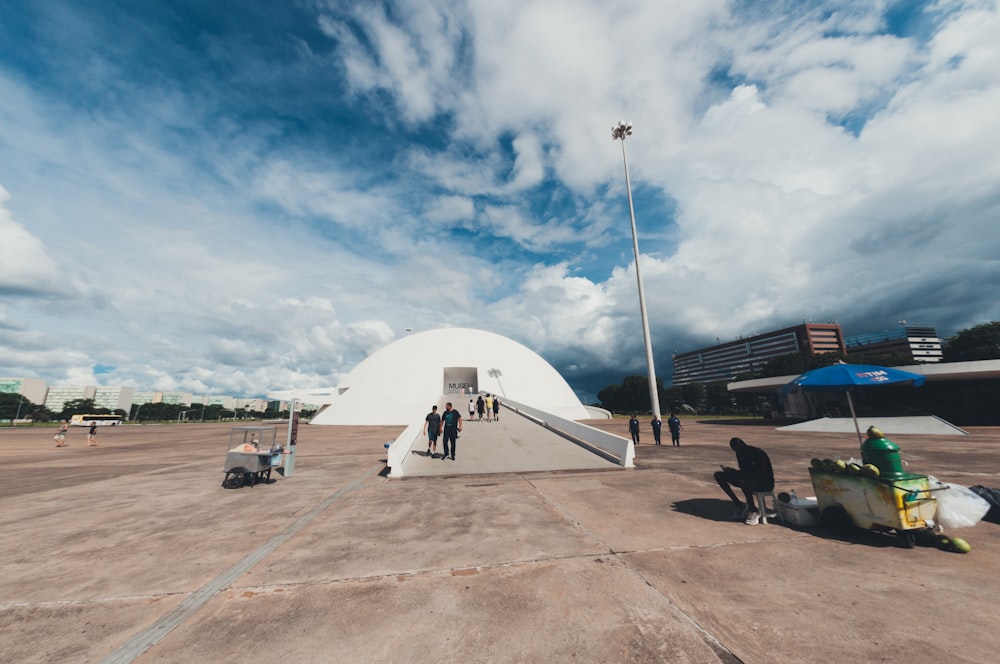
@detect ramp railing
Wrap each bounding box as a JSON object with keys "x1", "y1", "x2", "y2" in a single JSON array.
[{"x1": 502, "y1": 398, "x2": 634, "y2": 468}]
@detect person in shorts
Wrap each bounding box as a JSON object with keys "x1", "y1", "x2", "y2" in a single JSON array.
[
  {"x1": 423, "y1": 405, "x2": 441, "y2": 457},
  {"x1": 87, "y1": 421, "x2": 99, "y2": 447},
  {"x1": 54, "y1": 420, "x2": 69, "y2": 447}
]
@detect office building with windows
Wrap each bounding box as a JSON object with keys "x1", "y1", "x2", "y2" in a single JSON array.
[
  {"x1": 0, "y1": 377, "x2": 48, "y2": 405},
  {"x1": 44, "y1": 386, "x2": 97, "y2": 412},
  {"x1": 159, "y1": 392, "x2": 194, "y2": 406},
  {"x1": 93, "y1": 386, "x2": 135, "y2": 412},
  {"x1": 671, "y1": 323, "x2": 846, "y2": 386},
  {"x1": 844, "y1": 324, "x2": 942, "y2": 363},
  {"x1": 132, "y1": 391, "x2": 157, "y2": 405}
]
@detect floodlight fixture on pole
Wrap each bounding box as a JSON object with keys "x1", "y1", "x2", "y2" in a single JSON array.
[{"x1": 612, "y1": 121, "x2": 661, "y2": 420}]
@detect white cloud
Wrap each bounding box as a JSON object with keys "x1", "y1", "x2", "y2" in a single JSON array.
[
  {"x1": 0, "y1": 187, "x2": 61, "y2": 295},
  {"x1": 506, "y1": 133, "x2": 545, "y2": 191},
  {"x1": 423, "y1": 194, "x2": 475, "y2": 223}
]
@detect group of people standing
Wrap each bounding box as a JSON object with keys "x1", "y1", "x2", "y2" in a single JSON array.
[
  {"x1": 468, "y1": 393, "x2": 500, "y2": 422},
  {"x1": 629, "y1": 412, "x2": 682, "y2": 446}
]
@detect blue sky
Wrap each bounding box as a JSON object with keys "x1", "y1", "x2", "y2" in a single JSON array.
[{"x1": 1, "y1": 0, "x2": 999, "y2": 403}]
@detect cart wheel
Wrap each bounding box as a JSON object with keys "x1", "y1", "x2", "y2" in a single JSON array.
[
  {"x1": 896, "y1": 529, "x2": 916, "y2": 549},
  {"x1": 223, "y1": 469, "x2": 247, "y2": 489},
  {"x1": 821, "y1": 505, "x2": 854, "y2": 533}
]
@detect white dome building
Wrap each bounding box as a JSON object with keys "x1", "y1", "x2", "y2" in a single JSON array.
[{"x1": 274, "y1": 328, "x2": 591, "y2": 426}]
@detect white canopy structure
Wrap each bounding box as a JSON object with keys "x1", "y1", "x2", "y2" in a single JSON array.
[{"x1": 269, "y1": 328, "x2": 591, "y2": 426}]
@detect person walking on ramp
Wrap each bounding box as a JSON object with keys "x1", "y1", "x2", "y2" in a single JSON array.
[
  {"x1": 423, "y1": 405, "x2": 441, "y2": 457},
  {"x1": 439, "y1": 402, "x2": 462, "y2": 461}
]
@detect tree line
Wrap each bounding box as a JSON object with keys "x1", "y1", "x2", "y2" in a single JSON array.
[{"x1": 0, "y1": 396, "x2": 316, "y2": 424}]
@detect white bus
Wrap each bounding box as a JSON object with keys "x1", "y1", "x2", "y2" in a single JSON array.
[{"x1": 70, "y1": 414, "x2": 123, "y2": 427}]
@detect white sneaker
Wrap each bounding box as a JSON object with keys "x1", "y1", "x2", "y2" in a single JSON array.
[{"x1": 744, "y1": 511, "x2": 761, "y2": 526}]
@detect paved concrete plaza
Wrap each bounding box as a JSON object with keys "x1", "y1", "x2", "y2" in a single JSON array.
[{"x1": 2, "y1": 415, "x2": 999, "y2": 663}]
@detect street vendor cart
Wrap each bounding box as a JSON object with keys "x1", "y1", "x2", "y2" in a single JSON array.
[
  {"x1": 810, "y1": 426, "x2": 941, "y2": 547},
  {"x1": 810, "y1": 468, "x2": 937, "y2": 547},
  {"x1": 222, "y1": 426, "x2": 283, "y2": 489}
]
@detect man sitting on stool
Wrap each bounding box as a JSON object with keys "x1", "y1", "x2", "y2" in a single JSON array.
[{"x1": 714, "y1": 437, "x2": 775, "y2": 525}]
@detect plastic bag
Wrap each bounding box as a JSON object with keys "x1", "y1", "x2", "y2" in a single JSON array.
[{"x1": 929, "y1": 476, "x2": 991, "y2": 529}]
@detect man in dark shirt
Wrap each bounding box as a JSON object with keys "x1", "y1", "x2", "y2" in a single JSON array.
[
  {"x1": 628, "y1": 414, "x2": 640, "y2": 445},
  {"x1": 439, "y1": 402, "x2": 462, "y2": 461},
  {"x1": 714, "y1": 437, "x2": 774, "y2": 524},
  {"x1": 423, "y1": 405, "x2": 441, "y2": 457},
  {"x1": 667, "y1": 412, "x2": 682, "y2": 446}
]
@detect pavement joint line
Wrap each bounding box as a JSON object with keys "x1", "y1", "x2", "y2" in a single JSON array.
[
  {"x1": 614, "y1": 549, "x2": 742, "y2": 663},
  {"x1": 98, "y1": 461, "x2": 385, "y2": 664},
  {"x1": 524, "y1": 477, "x2": 743, "y2": 663},
  {"x1": 224, "y1": 551, "x2": 623, "y2": 591},
  {"x1": 524, "y1": 478, "x2": 614, "y2": 553}
]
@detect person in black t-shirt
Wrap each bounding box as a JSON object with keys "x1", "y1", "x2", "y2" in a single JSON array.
[
  {"x1": 628, "y1": 414, "x2": 640, "y2": 445},
  {"x1": 714, "y1": 437, "x2": 774, "y2": 524},
  {"x1": 439, "y1": 402, "x2": 462, "y2": 460},
  {"x1": 423, "y1": 406, "x2": 441, "y2": 457}
]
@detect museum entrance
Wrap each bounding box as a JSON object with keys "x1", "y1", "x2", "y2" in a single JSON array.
[{"x1": 443, "y1": 367, "x2": 477, "y2": 394}]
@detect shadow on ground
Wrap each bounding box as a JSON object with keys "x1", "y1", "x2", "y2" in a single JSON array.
[
  {"x1": 673, "y1": 497, "x2": 908, "y2": 548},
  {"x1": 672, "y1": 498, "x2": 740, "y2": 523}
]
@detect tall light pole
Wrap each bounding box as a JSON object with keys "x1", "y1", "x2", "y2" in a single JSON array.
[{"x1": 612, "y1": 121, "x2": 660, "y2": 420}]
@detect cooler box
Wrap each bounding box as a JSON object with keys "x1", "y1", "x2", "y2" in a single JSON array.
[{"x1": 778, "y1": 496, "x2": 820, "y2": 527}]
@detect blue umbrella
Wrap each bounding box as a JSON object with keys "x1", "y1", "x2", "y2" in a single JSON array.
[{"x1": 786, "y1": 362, "x2": 926, "y2": 444}]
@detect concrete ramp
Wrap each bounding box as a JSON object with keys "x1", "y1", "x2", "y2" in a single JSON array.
[
  {"x1": 778, "y1": 416, "x2": 968, "y2": 435},
  {"x1": 399, "y1": 402, "x2": 623, "y2": 477}
]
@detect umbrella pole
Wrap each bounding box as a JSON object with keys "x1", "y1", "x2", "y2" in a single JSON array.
[{"x1": 846, "y1": 389, "x2": 863, "y2": 446}]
